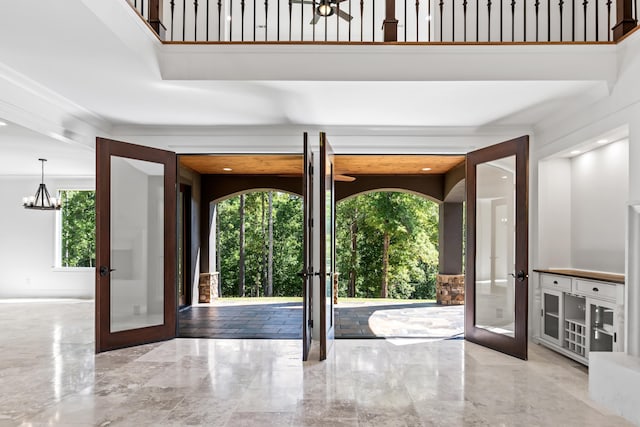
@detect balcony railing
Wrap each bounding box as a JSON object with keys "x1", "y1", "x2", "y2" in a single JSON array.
[{"x1": 128, "y1": 0, "x2": 638, "y2": 42}]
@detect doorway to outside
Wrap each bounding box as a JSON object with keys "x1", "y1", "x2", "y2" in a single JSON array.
[
  {"x1": 176, "y1": 153, "x2": 466, "y2": 341},
  {"x1": 94, "y1": 135, "x2": 528, "y2": 361}
]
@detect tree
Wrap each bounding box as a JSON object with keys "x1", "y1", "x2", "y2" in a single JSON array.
[
  {"x1": 267, "y1": 191, "x2": 274, "y2": 297},
  {"x1": 336, "y1": 191, "x2": 440, "y2": 300},
  {"x1": 239, "y1": 194, "x2": 245, "y2": 297},
  {"x1": 217, "y1": 191, "x2": 303, "y2": 298},
  {"x1": 60, "y1": 190, "x2": 96, "y2": 267}
]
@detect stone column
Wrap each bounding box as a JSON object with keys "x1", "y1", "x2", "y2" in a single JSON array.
[{"x1": 198, "y1": 272, "x2": 219, "y2": 303}]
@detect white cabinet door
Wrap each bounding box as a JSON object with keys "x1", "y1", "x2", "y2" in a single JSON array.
[
  {"x1": 586, "y1": 298, "x2": 619, "y2": 354},
  {"x1": 541, "y1": 288, "x2": 563, "y2": 346}
]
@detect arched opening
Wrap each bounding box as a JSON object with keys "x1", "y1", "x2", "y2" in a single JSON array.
[
  {"x1": 215, "y1": 190, "x2": 303, "y2": 298},
  {"x1": 179, "y1": 189, "x2": 304, "y2": 339},
  {"x1": 334, "y1": 190, "x2": 464, "y2": 339}
]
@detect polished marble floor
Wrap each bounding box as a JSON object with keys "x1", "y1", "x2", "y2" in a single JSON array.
[{"x1": 0, "y1": 299, "x2": 633, "y2": 426}]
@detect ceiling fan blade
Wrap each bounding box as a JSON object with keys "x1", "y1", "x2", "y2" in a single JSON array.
[
  {"x1": 334, "y1": 7, "x2": 353, "y2": 21},
  {"x1": 310, "y1": 13, "x2": 321, "y2": 25}
]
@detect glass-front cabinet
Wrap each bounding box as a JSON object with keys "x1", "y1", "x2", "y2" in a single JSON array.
[
  {"x1": 588, "y1": 299, "x2": 617, "y2": 353},
  {"x1": 541, "y1": 289, "x2": 562, "y2": 346}
]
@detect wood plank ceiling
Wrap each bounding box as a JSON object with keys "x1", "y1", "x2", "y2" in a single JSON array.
[{"x1": 180, "y1": 154, "x2": 465, "y2": 175}]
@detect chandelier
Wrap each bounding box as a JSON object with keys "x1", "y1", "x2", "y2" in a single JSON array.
[{"x1": 22, "y1": 159, "x2": 61, "y2": 210}]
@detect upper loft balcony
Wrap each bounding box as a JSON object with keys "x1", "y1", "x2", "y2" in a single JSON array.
[{"x1": 127, "y1": 0, "x2": 638, "y2": 43}]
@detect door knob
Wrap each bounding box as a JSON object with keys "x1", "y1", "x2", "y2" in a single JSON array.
[
  {"x1": 99, "y1": 266, "x2": 116, "y2": 277},
  {"x1": 510, "y1": 270, "x2": 528, "y2": 282}
]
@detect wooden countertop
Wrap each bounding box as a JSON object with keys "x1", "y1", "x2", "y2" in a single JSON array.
[{"x1": 533, "y1": 268, "x2": 625, "y2": 284}]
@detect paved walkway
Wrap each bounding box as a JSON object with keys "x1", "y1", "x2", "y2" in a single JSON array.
[{"x1": 178, "y1": 300, "x2": 464, "y2": 340}]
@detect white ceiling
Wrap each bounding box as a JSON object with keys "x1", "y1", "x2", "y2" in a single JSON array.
[{"x1": 0, "y1": 0, "x2": 614, "y2": 175}]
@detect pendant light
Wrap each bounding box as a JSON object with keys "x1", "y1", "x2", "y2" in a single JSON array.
[{"x1": 22, "y1": 159, "x2": 61, "y2": 210}]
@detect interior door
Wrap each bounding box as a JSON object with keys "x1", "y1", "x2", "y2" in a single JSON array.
[
  {"x1": 465, "y1": 135, "x2": 529, "y2": 360},
  {"x1": 302, "y1": 132, "x2": 314, "y2": 361},
  {"x1": 319, "y1": 132, "x2": 335, "y2": 360},
  {"x1": 96, "y1": 137, "x2": 177, "y2": 353}
]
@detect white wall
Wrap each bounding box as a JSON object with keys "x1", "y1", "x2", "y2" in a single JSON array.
[
  {"x1": 571, "y1": 140, "x2": 628, "y2": 273},
  {"x1": 537, "y1": 158, "x2": 571, "y2": 268},
  {"x1": 0, "y1": 176, "x2": 95, "y2": 298}
]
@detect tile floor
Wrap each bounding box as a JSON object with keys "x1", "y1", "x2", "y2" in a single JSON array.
[
  {"x1": 179, "y1": 302, "x2": 303, "y2": 339},
  {"x1": 0, "y1": 299, "x2": 633, "y2": 426},
  {"x1": 179, "y1": 300, "x2": 464, "y2": 340}
]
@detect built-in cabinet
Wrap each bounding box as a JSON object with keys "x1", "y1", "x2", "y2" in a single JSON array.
[{"x1": 535, "y1": 269, "x2": 624, "y2": 365}]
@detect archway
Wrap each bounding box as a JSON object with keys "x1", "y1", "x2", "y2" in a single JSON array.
[
  {"x1": 333, "y1": 190, "x2": 464, "y2": 339},
  {"x1": 179, "y1": 189, "x2": 304, "y2": 339}
]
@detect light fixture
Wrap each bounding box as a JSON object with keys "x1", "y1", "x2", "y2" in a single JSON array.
[
  {"x1": 570, "y1": 150, "x2": 581, "y2": 155},
  {"x1": 596, "y1": 139, "x2": 608, "y2": 144},
  {"x1": 421, "y1": 167, "x2": 432, "y2": 171},
  {"x1": 223, "y1": 167, "x2": 233, "y2": 171},
  {"x1": 317, "y1": 1, "x2": 334, "y2": 17},
  {"x1": 0, "y1": 121, "x2": 7, "y2": 126},
  {"x1": 501, "y1": 175, "x2": 508, "y2": 179},
  {"x1": 22, "y1": 159, "x2": 61, "y2": 211}
]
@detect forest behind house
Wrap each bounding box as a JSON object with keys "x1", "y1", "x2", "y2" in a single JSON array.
[{"x1": 216, "y1": 191, "x2": 440, "y2": 300}]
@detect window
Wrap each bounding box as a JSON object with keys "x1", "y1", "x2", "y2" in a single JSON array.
[{"x1": 56, "y1": 190, "x2": 96, "y2": 268}]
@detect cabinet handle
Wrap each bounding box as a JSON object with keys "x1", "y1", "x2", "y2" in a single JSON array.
[
  {"x1": 592, "y1": 287, "x2": 599, "y2": 292},
  {"x1": 553, "y1": 280, "x2": 558, "y2": 285}
]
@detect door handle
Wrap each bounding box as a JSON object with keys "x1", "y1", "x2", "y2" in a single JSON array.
[
  {"x1": 99, "y1": 266, "x2": 116, "y2": 277},
  {"x1": 510, "y1": 270, "x2": 528, "y2": 282},
  {"x1": 297, "y1": 270, "x2": 317, "y2": 279}
]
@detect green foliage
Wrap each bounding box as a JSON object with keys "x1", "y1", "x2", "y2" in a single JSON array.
[
  {"x1": 336, "y1": 192, "x2": 439, "y2": 299},
  {"x1": 217, "y1": 192, "x2": 302, "y2": 297},
  {"x1": 60, "y1": 190, "x2": 96, "y2": 267},
  {"x1": 218, "y1": 190, "x2": 440, "y2": 300}
]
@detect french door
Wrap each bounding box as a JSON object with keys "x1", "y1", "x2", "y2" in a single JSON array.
[
  {"x1": 302, "y1": 132, "x2": 314, "y2": 361},
  {"x1": 95, "y1": 137, "x2": 177, "y2": 353},
  {"x1": 319, "y1": 132, "x2": 336, "y2": 360},
  {"x1": 465, "y1": 135, "x2": 529, "y2": 360}
]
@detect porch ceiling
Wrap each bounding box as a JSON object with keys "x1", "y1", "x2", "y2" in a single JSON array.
[{"x1": 180, "y1": 154, "x2": 465, "y2": 175}]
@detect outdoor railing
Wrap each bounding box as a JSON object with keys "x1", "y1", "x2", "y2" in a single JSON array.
[{"x1": 128, "y1": 0, "x2": 638, "y2": 42}]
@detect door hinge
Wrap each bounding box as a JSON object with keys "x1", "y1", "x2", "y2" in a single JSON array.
[
  {"x1": 308, "y1": 320, "x2": 313, "y2": 328},
  {"x1": 614, "y1": 332, "x2": 617, "y2": 343},
  {"x1": 308, "y1": 164, "x2": 314, "y2": 175},
  {"x1": 541, "y1": 308, "x2": 544, "y2": 317},
  {"x1": 309, "y1": 218, "x2": 313, "y2": 227}
]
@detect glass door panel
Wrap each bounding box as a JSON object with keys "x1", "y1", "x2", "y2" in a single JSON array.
[
  {"x1": 474, "y1": 156, "x2": 516, "y2": 336},
  {"x1": 542, "y1": 290, "x2": 561, "y2": 343},
  {"x1": 319, "y1": 132, "x2": 335, "y2": 361},
  {"x1": 302, "y1": 132, "x2": 313, "y2": 361},
  {"x1": 589, "y1": 300, "x2": 615, "y2": 352},
  {"x1": 110, "y1": 157, "x2": 165, "y2": 332}
]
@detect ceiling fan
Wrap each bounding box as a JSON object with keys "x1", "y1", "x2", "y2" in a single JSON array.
[{"x1": 291, "y1": 0, "x2": 354, "y2": 25}]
